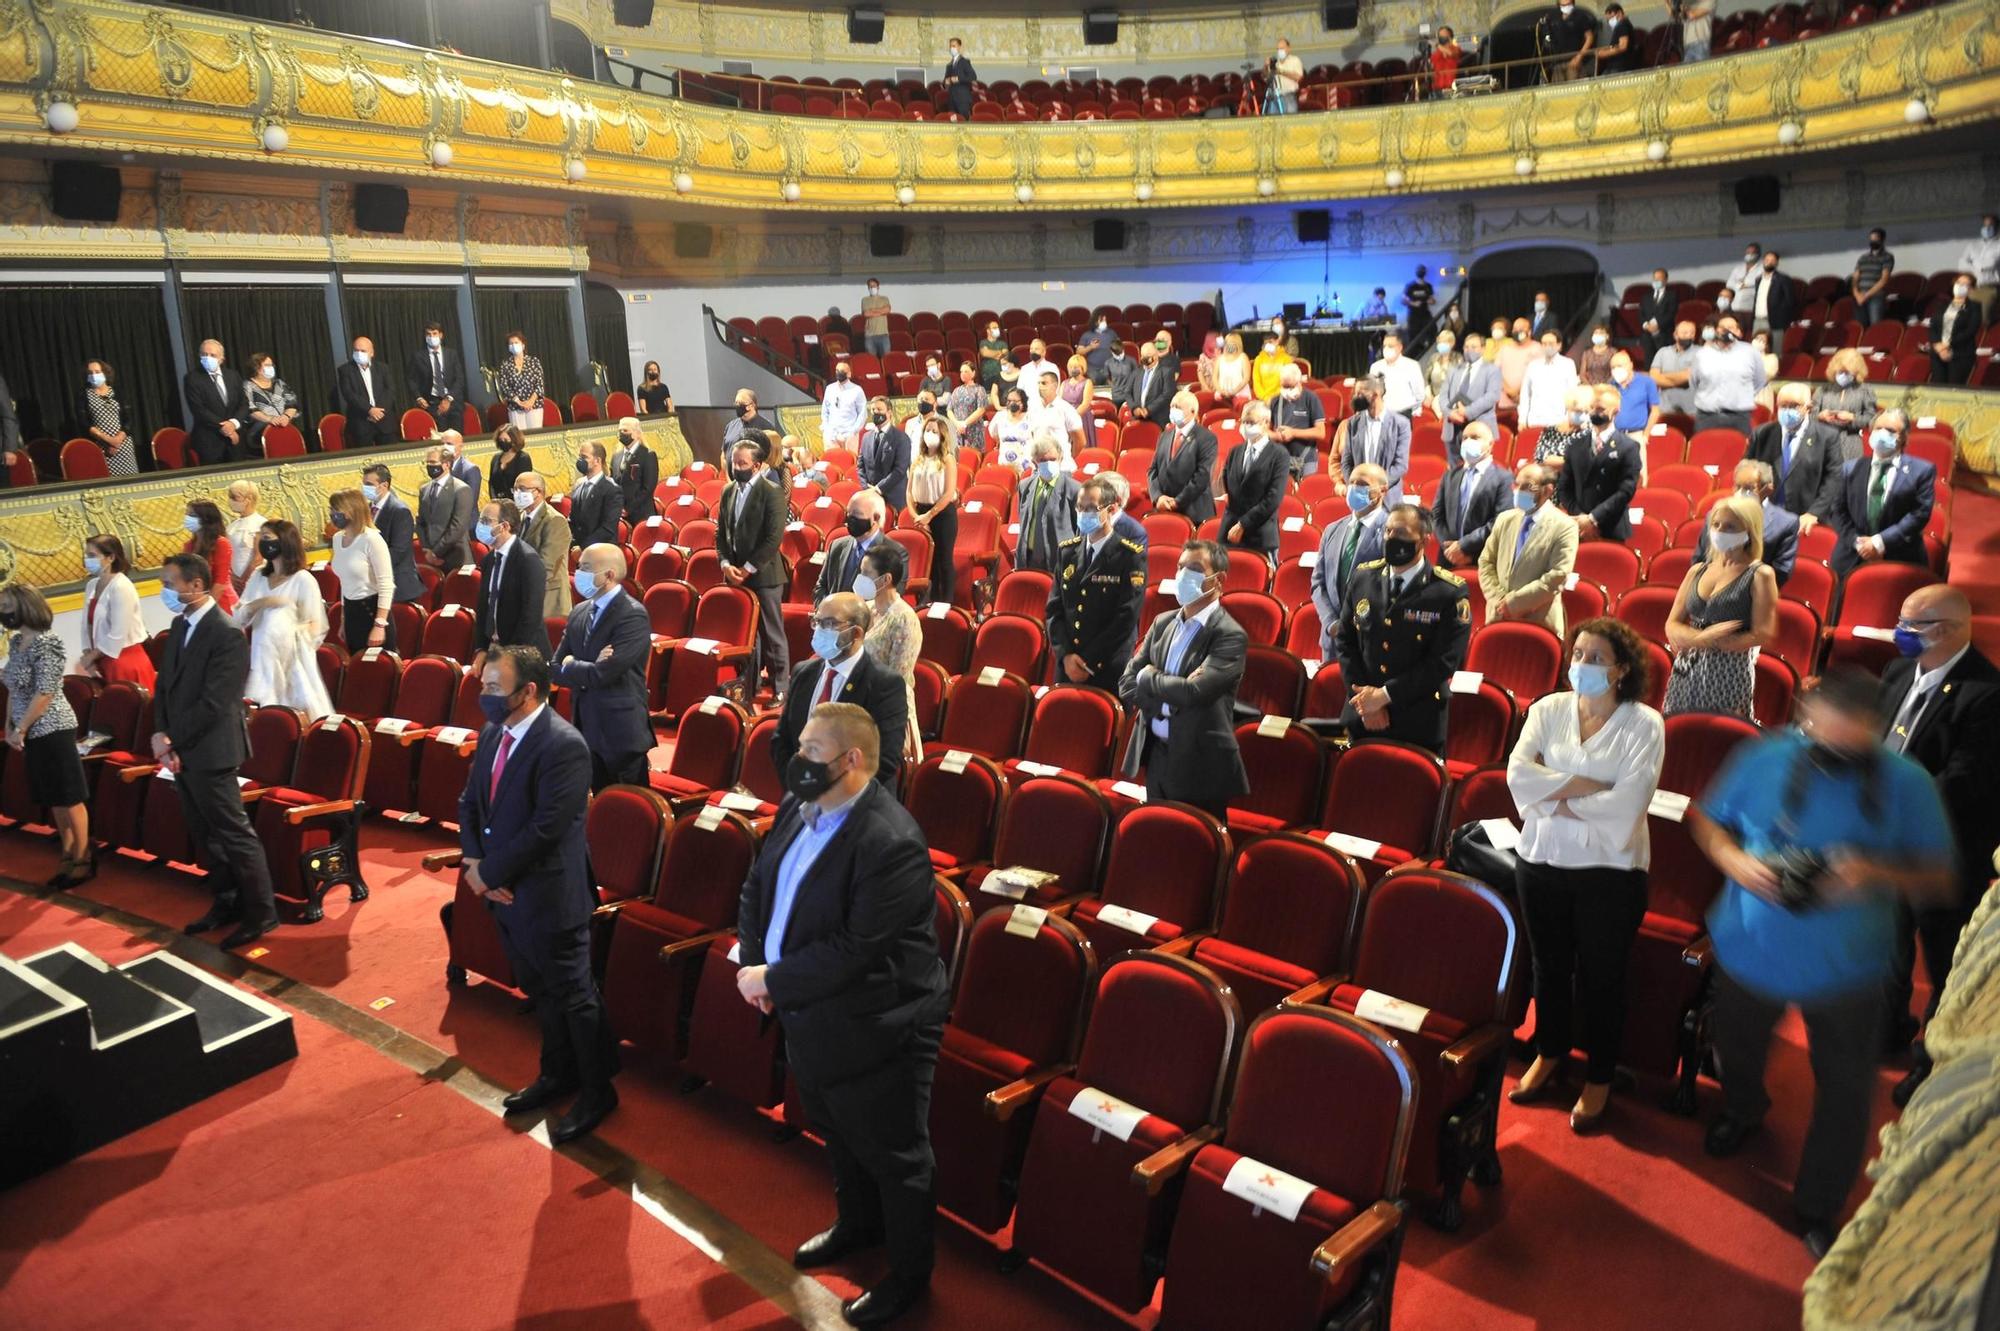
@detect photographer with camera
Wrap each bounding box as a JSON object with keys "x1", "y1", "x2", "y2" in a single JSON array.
[
  {"x1": 1537, "y1": 0, "x2": 1595, "y2": 83},
  {"x1": 1689, "y1": 667, "x2": 1956, "y2": 1260},
  {"x1": 1264, "y1": 37, "x2": 1304, "y2": 114}
]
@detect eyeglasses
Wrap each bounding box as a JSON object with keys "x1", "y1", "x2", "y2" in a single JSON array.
[
  {"x1": 810, "y1": 618, "x2": 847, "y2": 632},
  {"x1": 1895, "y1": 618, "x2": 1955, "y2": 631}
]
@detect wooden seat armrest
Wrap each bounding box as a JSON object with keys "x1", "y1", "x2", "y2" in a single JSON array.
[
  {"x1": 453, "y1": 736, "x2": 481, "y2": 756},
  {"x1": 239, "y1": 786, "x2": 271, "y2": 805},
  {"x1": 1681, "y1": 934, "x2": 1713, "y2": 968},
  {"x1": 1131, "y1": 1124, "x2": 1221, "y2": 1196},
  {"x1": 394, "y1": 727, "x2": 434, "y2": 748},
  {"x1": 1152, "y1": 931, "x2": 1211, "y2": 958},
  {"x1": 1440, "y1": 1023, "x2": 1511, "y2": 1071},
  {"x1": 714, "y1": 645, "x2": 754, "y2": 663},
  {"x1": 422, "y1": 848, "x2": 465, "y2": 872},
  {"x1": 1279, "y1": 974, "x2": 1348, "y2": 1009},
  {"x1": 984, "y1": 1063, "x2": 1074, "y2": 1121},
  {"x1": 118, "y1": 763, "x2": 162, "y2": 783},
  {"x1": 1311, "y1": 1200, "x2": 1404, "y2": 1280},
  {"x1": 1040, "y1": 891, "x2": 1092, "y2": 917},
  {"x1": 284, "y1": 799, "x2": 358, "y2": 825},
  {"x1": 660, "y1": 929, "x2": 732, "y2": 963}
]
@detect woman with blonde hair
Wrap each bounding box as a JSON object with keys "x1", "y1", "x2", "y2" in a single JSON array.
[
  {"x1": 1213, "y1": 331, "x2": 1253, "y2": 403},
  {"x1": 233, "y1": 518, "x2": 334, "y2": 720},
  {"x1": 76, "y1": 532, "x2": 156, "y2": 689},
  {"x1": 907, "y1": 409, "x2": 960, "y2": 606},
  {"x1": 328, "y1": 487, "x2": 397, "y2": 652},
  {"x1": 1061, "y1": 353, "x2": 1097, "y2": 448},
  {"x1": 1661, "y1": 494, "x2": 1777, "y2": 720},
  {"x1": 1812, "y1": 348, "x2": 1879, "y2": 463},
  {"x1": 223, "y1": 478, "x2": 267, "y2": 589}
]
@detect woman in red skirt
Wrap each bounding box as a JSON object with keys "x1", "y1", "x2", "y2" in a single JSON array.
[{"x1": 77, "y1": 533, "x2": 157, "y2": 690}]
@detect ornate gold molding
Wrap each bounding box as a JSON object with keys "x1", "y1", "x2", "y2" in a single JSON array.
[{"x1": 0, "y1": 0, "x2": 1992, "y2": 213}]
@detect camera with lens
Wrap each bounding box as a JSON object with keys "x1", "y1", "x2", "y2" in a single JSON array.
[{"x1": 1766, "y1": 845, "x2": 1827, "y2": 912}]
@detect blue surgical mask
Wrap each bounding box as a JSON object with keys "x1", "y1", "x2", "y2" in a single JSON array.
[
  {"x1": 199, "y1": 355, "x2": 218, "y2": 373},
  {"x1": 475, "y1": 520, "x2": 495, "y2": 545},
  {"x1": 83, "y1": 554, "x2": 103, "y2": 575},
  {"x1": 1077, "y1": 511, "x2": 1102, "y2": 537},
  {"x1": 159, "y1": 586, "x2": 184, "y2": 615},
  {"x1": 1569, "y1": 662, "x2": 1613, "y2": 697},
  {"x1": 352, "y1": 350, "x2": 370, "y2": 366},
  {"x1": 182, "y1": 514, "x2": 201, "y2": 534},
  {"x1": 812, "y1": 625, "x2": 845, "y2": 659},
  {"x1": 478, "y1": 692, "x2": 516, "y2": 726},
  {"x1": 1514, "y1": 489, "x2": 1538, "y2": 512},
  {"x1": 1870, "y1": 430, "x2": 1897, "y2": 458},
  {"x1": 1779, "y1": 407, "x2": 1802, "y2": 431},
  {"x1": 426, "y1": 335, "x2": 442, "y2": 349},
  {"x1": 573, "y1": 568, "x2": 600, "y2": 599},
  {"x1": 87, "y1": 372, "x2": 105, "y2": 387},
  {"x1": 1835, "y1": 372, "x2": 1854, "y2": 387},
  {"x1": 362, "y1": 483, "x2": 379, "y2": 503},
  {"x1": 1169, "y1": 408, "x2": 1187, "y2": 426},
  {"x1": 1459, "y1": 441, "x2": 1486, "y2": 464},
  {"x1": 1038, "y1": 460, "x2": 1060, "y2": 481},
  {"x1": 852, "y1": 573, "x2": 878, "y2": 601},
  {"x1": 1173, "y1": 569, "x2": 1209, "y2": 606},
  {"x1": 1347, "y1": 485, "x2": 1372, "y2": 512},
  {"x1": 1893, "y1": 626, "x2": 1930, "y2": 657}
]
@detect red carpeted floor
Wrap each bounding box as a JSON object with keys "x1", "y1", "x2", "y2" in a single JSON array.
[{"x1": 0, "y1": 818, "x2": 1911, "y2": 1330}]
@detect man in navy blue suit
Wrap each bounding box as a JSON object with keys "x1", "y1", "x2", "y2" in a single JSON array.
[
  {"x1": 1432, "y1": 421, "x2": 1512, "y2": 570},
  {"x1": 459, "y1": 645, "x2": 615, "y2": 1143},
  {"x1": 552, "y1": 544, "x2": 654, "y2": 791},
  {"x1": 1697, "y1": 460, "x2": 1799, "y2": 586},
  {"x1": 1831, "y1": 410, "x2": 1936, "y2": 580}
]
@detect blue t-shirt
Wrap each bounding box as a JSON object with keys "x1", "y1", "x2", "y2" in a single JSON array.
[
  {"x1": 1614, "y1": 373, "x2": 1660, "y2": 432},
  {"x1": 1701, "y1": 732, "x2": 1952, "y2": 1005}
]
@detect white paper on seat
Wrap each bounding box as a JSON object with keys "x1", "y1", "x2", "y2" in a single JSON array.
[
  {"x1": 1222, "y1": 1154, "x2": 1315, "y2": 1223},
  {"x1": 1302, "y1": 659, "x2": 1322, "y2": 677},
  {"x1": 683, "y1": 637, "x2": 718, "y2": 655},
  {"x1": 1014, "y1": 760, "x2": 1064, "y2": 777},
  {"x1": 814, "y1": 495, "x2": 834, "y2": 508},
  {"x1": 374, "y1": 718, "x2": 411, "y2": 734},
  {"x1": 727, "y1": 940, "x2": 742, "y2": 963},
  {"x1": 155, "y1": 768, "x2": 176, "y2": 783},
  {"x1": 978, "y1": 666, "x2": 1005, "y2": 686},
  {"x1": 1480, "y1": 818, "x2": 1523, "y2": 853},
  {"x1": 1095, "y1": 903, "x2": 1160, "y2": 936},
  {"x1": 320, "y1": 715, "x2": 347, "y2": 731},
  {"x1": 1449, "y1": 670, "x2": 1484, "y2": 695},
  {"x1": 1918, "y1": 416, "x2": 1937, "y2": 429},
  {"x1": 1004, "y1": 904, "x2": 1049, "y2": 939},
  {"x1": 310, "y1": 559, "x2": 328, "y2": 572},
  {"x1": 810, "y1": 551, "x2": 827, "y2": 565},
  {"x1": 650, "y1": 541, "x2": 670, "y2": 555},
  {"x1": 361, "y1": 648, "x2": 382, "y2": 662},
  {"x1": 1563, "y1": 572, "x2": 1580, "y2": 591},
  {"x1": 644, "y1": 516, "x2": 667, "y2": 528},
  {"x1": 1648, "y1": 789, "x2": 1691, "y2": 822},
  {"x1": 941, "y1": 749, "x2": 973, "y2": 775},
  {"x1": 927, "y1": 601, "x2": 954, "y2": 619},
  {"x1": 1630, "y1": 506, "x2": 1647, "y2": 524},
  {"x1": 1355, "y1": 988, "x2": 1432, "y2": 1034},
  {"x1": 716, "y1": 790, "x2": 765, "y2": 813},
  {"x1": 1649, "y1": 424, "x2": 1668, "y2": 437},
  {"x1": 694, "y1": 804, "x2": 728, "y2": 831},
  {"x1": 458, "y1": 563, "x2": 477, "y2": 575},
  {"x1": 1111, "y1": 780, "x2": 1149, "y2": 802},
  {"x1": 1299, "y1": 550, "x2": 1320, "y2": 568},
  {"x1": 981, "y1": 873, "x2": 1030, "y2": 900},
  {"x1": 438, "y1": 603, "x2": 461, "y2": 617},
  {"x1": 77, "y1": 732, "x2": 111, "y2": 752},
  {"x1": 238, "y1": 775, "x2": 253, "y2": 787},
  {"x1": 1068, "y1": 1085, "x2": 1149, "y2": 1143},
  {"x1": 1323, "y1": 830, "x2": 1383, "y2": 860},
  {"x1": 698, "y1": 695, "x2": 728, "y2": 715},
  {"x1": 965, "y1": 500, "x2": 984, "y2": 513},
  {"x1": 1282, "y1": 516, "x2": 1306, "y2": 532},
  {"x1": 1009, "y1": 522, "x2": 1022, "y2": 535},
  {"x1": 675, "y1": 495, "x2": 697, "y2": 507},
  {"x1": 1257, "y1": 715, "x2": 1292, "y2": 738},
  {"x1": 1083, "y1": 462, "x2": 1102, "y2": 475},
  {"x1": 432, "y1": 726, "x2": 473, "y2": 745}
]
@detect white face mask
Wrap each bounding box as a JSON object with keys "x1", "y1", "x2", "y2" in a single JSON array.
[
  {"x1": 508, "y1": 342, "x2": 523, "y2": 356},
  {"x1": 1592, "y1": 334, "x2": 1608, "y2": 347},
  {"x1": 1382, "y1": 347, "x2": 1399, "y2": 362},
  {"x1": 1710, "y1": 528, "x2": 1750, "y2": 553},
  {"x1": 1612, "y1": 366, "x2": 1631, "y2": 384},
  {"x1": 1956, "y1": 283, "x2": 1972, "y2": 299}
]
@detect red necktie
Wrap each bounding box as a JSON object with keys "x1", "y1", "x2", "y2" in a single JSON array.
[
  {"x1": 816, "y1": 664, "x2": 839, "y2": 707},
  {"x1": 489, "y1": 731, "x2": 514, "y2": 800}
]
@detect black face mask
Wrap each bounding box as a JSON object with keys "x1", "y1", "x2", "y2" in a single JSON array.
[
  {"x1": 1675, "y1": 338, "x2": 1693, "y2": 350},
  {"x1": 1869, "y1": 240, "x2": 1884, "y2": 251},
  {"x1": 1352, "y1": 395, "x2": 1373, "y2": 414},
  {"x1": 1589, "y1": 410, "x2": 1612, "y2": 427},
  {"x1": 576, "y1": 457, "x2": 591, "y2": 475},
  {"x1": 1007, "y1": 399, "x2": 1027, "y2": 413},
  {"x1": 732, "y1": 467, "x2": 755, "y2": 485},
  {"x1": 1383, "y1": 535, "x2": 1420, "y2": 567},
  {"x1": 258, "y1": 537, "x2": 282, "y2": 559},
  {"x1": 917, "y1": 401, "x2": 934, "y2": 415},
  {"x1": 784, "y1": 752, "x2": 840, "y2": 802},
  {"x1": 330, "y1": 511, "x2": 350, "y2": 529},
  {"x1": 870, "y1": 411, "x2": 887, "y2": 427},
  {"x1": 617, "y1": 433, "x2": 633, "y2": 447},
  {"x1": 0, "y1": 612, "x2": 21, "y2": 630},
  {"x1": 740, "y1": 403, "x2": 756, "y2": 417},
  {"x1": 844, "y1": 515, "x2": 872, "y2": 539},
  {"x1": 425, "y1": 464, "x2": 444, "y2": 479},
  {"x1": 836, "y1": 370, "x2": 851, "y2": 381}
]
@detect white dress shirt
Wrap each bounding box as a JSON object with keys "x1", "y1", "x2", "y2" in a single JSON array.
[
  {"x1": 820, "y1": 379, "x2": 867, "y2": 441},
  {"x1": 1369, "y1": 355, "x2": 1428, "y2": 416},
  {"x1": 1519, "y1": 354, "x2": 1580, "y2": 429}
]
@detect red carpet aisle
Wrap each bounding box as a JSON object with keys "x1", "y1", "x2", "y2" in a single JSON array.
[{"x1": 0, "y1": 823, "x2": 1903, "y2": 1330}]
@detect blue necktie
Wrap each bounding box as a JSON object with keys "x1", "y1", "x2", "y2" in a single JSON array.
[{"x1": 1514, "y1": 510, "x2": 1535, "y2": 559}]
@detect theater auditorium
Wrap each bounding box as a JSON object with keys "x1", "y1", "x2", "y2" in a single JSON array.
[{"x1": 3, "y1": 0, "x2": 1999, "y2": 1327}]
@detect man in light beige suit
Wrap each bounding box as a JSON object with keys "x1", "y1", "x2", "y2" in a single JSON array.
[
  {"x1": 1478, "y1": 463, "x2": 1579, "y2": 638},
  {"x1": 512, "y1": 471, "x2": 574, "y2": 618}
]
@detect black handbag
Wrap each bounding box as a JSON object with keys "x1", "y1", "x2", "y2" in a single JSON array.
[{"x1": 1444, "y1": 819, "x2": 1521, "y2": 898}]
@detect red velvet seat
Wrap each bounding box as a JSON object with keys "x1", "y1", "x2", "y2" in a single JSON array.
[
  {"x1": 993, "y1": 569, "x2": 1053, "y2": 620},
  {"x1": 916, "y1": 601, "x2": 976, "y2": 675},
  {"x1": 1068, "y1": 803, "x2": 1229, "y2": 957},
  {"x1": 1614, "y1": 584, "x2": 1679, "y2": 646},
  {"x1": 907, "y1": 749, "x2": 1007, "y2": 875},
  {"x1": 254, "y1": 714, "x2": 372, "y2": 922},
  {"x1": 1003, "y1": 684, "x2": 1120, "y2": 782},
  {"x1": 1225, "y1": 718, "x2": 1328, "y2": 837},
  {"x1": 650, "y1": 586, "x2": 758, "y2": 724},
  {"x1": 433, "y1": 564, "x2": 482, "y2": 611},
  {"x1": 1158, "y1": 1007, "x2": 1415, "y2": 1331},
  {"x1": 1444, "y1": 678, "x2": 1517, "y2": 780},
  {"x1": 925, "y1": 668, "x2": 1033, "y2": 762},
  {"x1": 962, "y1": 773, "x2": 1112, "y2": 917},
  {"x1": 931, "y1": 908, "x2": 1098, "y2": 1232},
  {"x1": 1464, "y1": 620, "x2": 1563, "y2": 700},
  {"x1": 335, "y1": 647, "x2": 401, "y2": 720},
  {"x1": 134, "y1": 704, "x2": 298, "y2": 867},
  {"x1": 73, "y1": 680, "x2": 152, "y2": 806},
  {"x1": 642, "y1": 579, "x2": 695, "y2": 638},
  {"x1": 1239, "y1": 643, "x2": 1308, "y2": 720},
  {"x1": 417, "y1": 606, "x2": 477, "y2": 663},
  {"x1": 1188, "y1": 831, "x2": 1363, "y2": 1016},
  {"x1": 1008, "y1": 954, "x2": 1244, "y2": 1308},
  {"x1": 361, "y1": 655, "x2": 460, "y2": 818},
  {"x1": 1573, "y1": 542, "x2": 1641, "y2": 598},
  {"x1": 1310, "y1": 739, "x2": 1445, "y2": 883},
  {"x1": 648, "y1": 695, "x2": 747, "y2": 810},
  {"x1": 413, "y1": 670, "x2": 486, "y2": 825},
  {"x1": 1221, "y1": 590, "x2": 1286, "y2": 646},
  {"x1": 967, "y1": 612, "x2": 1048, "y2": 681}
]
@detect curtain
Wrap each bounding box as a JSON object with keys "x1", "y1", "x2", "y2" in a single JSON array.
[
  {"x1": 435, "y1": 0, "x2": 546, "y2": 70},
  {"x1": 180, "y1": 283, "x2": 337, "y2": 421},
  {"x1": 1467, "y1": 265, "x2": 1600, "y2": 342},
  {"x1": 342, "y1": 285, "x2": 467, "y2": 403},
  {"x1": 0, "y1": 285, "x2": 173, "y2": 451},
  {"x1": 474, "y1": 285, "x2": 577, "y2": 406},
  {"x1": 180, "y1": 1, "x2": 432, "y2": 47},
  {"x1": 178, "y1": 1, "x2": 552, "y2": 70},
  {"x1": 584, "y1": 282, "x2": 633, "y2": 397}
]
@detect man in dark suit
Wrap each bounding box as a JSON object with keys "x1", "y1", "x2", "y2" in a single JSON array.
[
  {"x1": 152, "y1": 554, "x2": 278, "y2": 949},
  {"x1": 460, "y1": 645, "x2": 616, "y2": 1143},
  {"x1": 1014, "y1": 438, "x2": 1081, "y2": 573},
  {"x1": 1637, "y1": 269, "x2": 1679, "y2": 361},
  {"x1": 1118, "y1": 540, "x2": 1249, "y2": 820},
  {"x1": 1048, "y1": 477, "x2": 1146, "y2": 694},
  {"x1": 1334, "y1": 505, "x2": 1472, "y2": 756},
  {"x1": 408, "y1": 321, "x2": 468, "y2": 431},
  {"x1": 438, "y1": 430, "x2": 482, "y2": 510},
  {"x1": 815, "y1": 492, "x2": 887, "y2": 604},
  {"x1": 1220, "y1": 402, "x2": 1291, "y2": 565},
  {"x1": 417, "y1": 443, "x2": 477, "y2": 570},
  {"x1": 773, "y1": 593, "x2": 908, "y2": 788},
  {"x1": 857, "y1": 396, "x2": 911, "y2": 513},
  {"x1": 1528, "y1": 292, "x2": 1558, "y2": 339},
  {"x1": 1877, "y1": 584, "x2": 2000, "y2": 1102},
  {"x1": 336, "y1": 335, "x2": 399, "y2": 447},
  {"x1": 552, "y1": 545, "x2": 654, "y2": 791},
  {"x1": 942, "y1": 36, "x2": 977, "y2": 120},
  {"x1": 1929, "y1": 279, "x2": 1983, "y2": 385},
  {"x1": 1696, "y1": 461, "x2": 1799, "y2": 586},
  {"x1": 610, "y1": 417, "x2": 659, "y2": 524},
  {"x1": 183, "y1": 338, "x2": 249, "y2": 465},
  {"x1": 718, "y1": 439, "x2": 791, "y2": 699},
  {"x1": 734, "y1": 702, "x2": 949, "y2": 1327},
  {"x1": 1337, "y1": 380, "x2": 1413, "y2": 507},
  {"x1": 1148, "y1": 390, "x2": 1217, "y2": 523},
  {"x1": 1746, "y1": 253, "x2": 1798, "y2": 339},
  {"x1": 1437, "y1": 333, "x2": 1502, "y2": 455},
  {"x1": 1433, "y1": 422, "x2": 1512, "y2": 569},
  {"x1": 1311, "y1": 464, "x2": 1390, "y2": 657},
  {"x1": 1558, "y1": 388, "x2": 1643, "y2": 542},
  {"x1": 1131, "y1": 344, "x2": 1175, "y2": 425},
  {"x1": 362, "y1": 463, "x2": 426, "y2": 605},
  {"x1": 0, "y1": 370, "x2": 18, "y2": 483},
  {"x1": 471, "y1": 498, "x2": 551, "y2": 676},
  {"x1": 1831, "y1": 410, "x2": 1936, "y2": 579},
  {"x1": 567, "y1": 440, "x2": 623, "y2": 549},
  {"x1": 1745, "y1": 384, "x2": 1844, "y2": 536}
]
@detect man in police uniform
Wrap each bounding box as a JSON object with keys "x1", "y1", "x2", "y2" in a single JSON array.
[
  {"x1": 1047, "y1": 476, "x2": 1146, "y2": 693},
  {"x1": 1334, "y1": 503, "x2": 1471, "y2": 757}
]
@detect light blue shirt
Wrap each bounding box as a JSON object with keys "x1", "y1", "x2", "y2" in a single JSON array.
[
  {"x1": 586, "y1": 582, "x2": 621, "y2": 633},
  {"x1": 821, "y1": 379, "x2": 867, "y2": 441},
  {"x1": 1149, "y1": 600, "x2": 1217, "y2": 740},
  {"x1": 765, "y1": 787, "x2": 865, "y2": 965}
]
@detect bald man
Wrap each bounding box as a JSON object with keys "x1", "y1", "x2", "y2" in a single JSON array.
[
  {"x1": 553, "y1": 543, "x2": 654, "y2": 790},
  {"x1": 336, "y1": 334, "x2": 399, "y2": 447},
  {"x1": 1876, "y1": 584, "x2": 2000, "y2": 1102}
]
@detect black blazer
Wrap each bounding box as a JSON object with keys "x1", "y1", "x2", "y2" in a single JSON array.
[
  {"x1": 735, "y1": 782, "x2": 949, "y2": 1085},
  {"x1": 858, "y1": 425, "x2": 912, "y2": 512},
  {"x1": 406, "y1": 345, "x2": 468, "y2": 409},
  {"x1": 568, "y1": 474, "x2": 622, "y2": 549},
  {"x1": 491, "y1": 450, "x2": 534, "y2": 504},
  {"x1": 774, "y1": 652, "x2": 909, "y2": 787},
  {"x1": 1637, "y1": 287, "x2": 1679, "y2": 350},
  {"x1": 457, "y1": 706, "x2": 594, "y2": 932},
  {"x1": 1149, "y1": 422, "x2": 1218, "y2": 522},
  {"x1": 1133, "y1": 362, "x2": 1176, "y2": 422},
  {"x1": 1220, "y1": 440, "x2": 1291, "y2": 554},
  {"x1": 155, "y1": 606, "x2": 251, "y2": 771},
  {"x1": 1118, "y1": 604, "x2": 1249, "y2": 805},
  {"x1": 475, "y1": 540, "x2": 551, "y2": 656},
  {"x1": 1558, "y1": 431, "x2": 1644, "y2": 541},
  {"x1": 551, "y1": 590, "x2": 654, "y2": 764},
  {"x1": 1931, "y1": 301, "x2": 1982, "y2": 360},
  {"x1": 182, "y1": 365, "x2": 248, "y2": 464},
  {"x1": 371, "y1": 494, "x2": 426, "y2": 602},
  {"x1": 717, "y1": 477, "x2": 788, "y2": 590},
  {"x1": 1432, "y1": 462, "x2": 1513, "y2": 560},
  {"x1": 814, "y1": 532, "x2": 868, "y2": 604},
  {"x1": 615, "y1": 443, "x2": 660, "y2": 523},
  {"x1": 1755, "y1": 271, "x2": 1799, "y2": 331},
  {"x1": 1746, "y1": 419, "x2": 1844, "y2": 522},
  {"x1": 1877, "y1": 647, "x2": 2000, "y2": 897},
  {"x1": 336, "y1": 360, "x2": 400, "y2": 445}
]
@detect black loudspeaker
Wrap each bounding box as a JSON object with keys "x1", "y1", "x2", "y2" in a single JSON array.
[
  {"x1": 612, "y1": 0, "x2": 654, "y2": 24},
  {"x1": 1734, "y1": 175, "x2": 1782, "y2": 216},
  {"x1": 1323, "y1": 0, "x2": 1360, "y2": 29},
  {"x1": 674, "y1": 223, "x2": 714, "y2": 258},
  {"x1": 1084, "y1": 10, "x2": 1119, "y2": 45},
  {"x1": 848, "y1": 7, "x2": 884, "y2": 43},
  {"x1": 49, "y1": 162, "x2": 121, "y2": 223},
  {"x1": 868, "y1": 224, "x2": 907, "y2": 258},
  {"x1": 1093, "y1": 218, "x2": 1127, "y2": 251},
  {"x1": 1296, "y1": 209, "x2": 1331, "y2": 244},
  {"x1": 352, "y1": 184, "x2": 409, "y2": 234}
]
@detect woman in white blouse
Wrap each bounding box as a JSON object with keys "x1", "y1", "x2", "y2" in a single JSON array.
[
  {"x1": 328, "y1": 487, "x2": 397, "y2": 653},
  {"x1": 1505, "y1": 616, "x2": 1666, "y2": 1133},
  {"x1": 223, "y1": 478, "x2": 267, "y2": 591},
  {"x1": 76, "y1": 533, "x2": 155, "y2": 689},
  {"x1": 991, "y1": 385, "x2": 1035, "y2": 472},
  {"x1": 233, "y1": 518, "x2": 333, "y2": 720}
]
